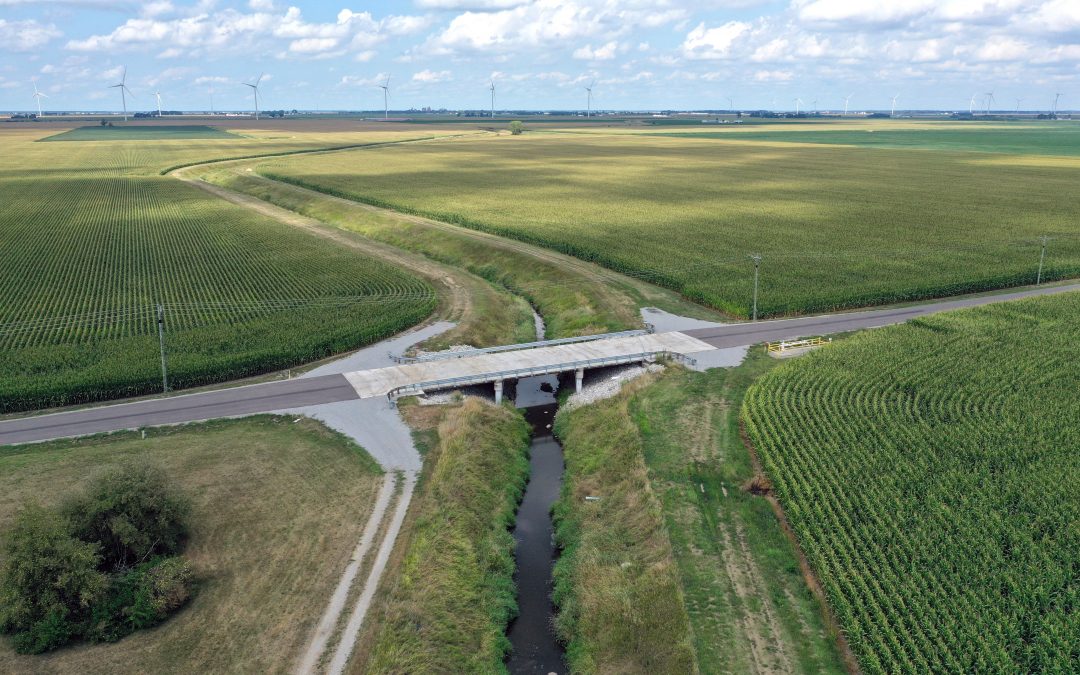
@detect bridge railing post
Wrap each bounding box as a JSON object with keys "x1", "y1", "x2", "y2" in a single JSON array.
[
  {"x1": 494, "y1": 379, "x2": 504, "y2": 404},
  {"x1": 575, "y1": 368, "x2": 584, "y2": 394}
]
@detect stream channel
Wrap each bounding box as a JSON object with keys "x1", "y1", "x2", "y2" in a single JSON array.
[{"x1": 505, "y1": 311, "x2": 567, "y2": 674}]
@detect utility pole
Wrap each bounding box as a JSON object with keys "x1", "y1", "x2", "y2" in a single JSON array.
[
  {"x1": 1036, "y1": 236, "x2": 1049, "y2": 285},
  {"x1": 156, "y1": 304, "x2": 169, "y2": 393},
  {"x1": 749, "y1": 254, "x2": 762, "y2": 321}
]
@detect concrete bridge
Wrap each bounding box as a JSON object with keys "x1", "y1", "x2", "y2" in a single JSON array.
[{"x1": 359, "y1": 330, "x2": 711, "y2": 404}]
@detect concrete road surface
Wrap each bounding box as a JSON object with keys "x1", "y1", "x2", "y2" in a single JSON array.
[{"x1": 2, "y1": 282, "x2": 1076, "y2": 446}]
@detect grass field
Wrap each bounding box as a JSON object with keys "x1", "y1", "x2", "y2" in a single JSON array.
[
  {"x1": 41, "y1": 125, "x2": 238, "y2": 141},
  {"x1": 0, "y1": 125, "x2": 444, "y2": 411},
  {"x1": 553, "y1": 363, "x2": 847, "y2": 674},
  {"x1": 354, "y1": 398, "x2": 530, "y2": 673},
  {"x1": 743, "y1": 293, "x2": 1080, "y2": 672},
  {"x1": 259, "y1": 124, "x2": 1080, "y2": 317},
  {"x1": 0, "y1": 416, "x2": 383, "y2": 673}
]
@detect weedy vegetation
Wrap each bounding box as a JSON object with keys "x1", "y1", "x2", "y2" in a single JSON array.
[{"x1": 356, "y1": 398, "x2": 530, "y2": 674}]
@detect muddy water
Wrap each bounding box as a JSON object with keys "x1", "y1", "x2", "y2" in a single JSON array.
[{"x1": 506, "y1": 372, "x2": 566, "y2": 674}]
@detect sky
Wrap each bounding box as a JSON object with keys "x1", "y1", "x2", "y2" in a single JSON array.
[{"x1": 1, "y1": 0, "x2": 1078, "y2": 112}]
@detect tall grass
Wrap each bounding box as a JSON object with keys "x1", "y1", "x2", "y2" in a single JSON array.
[{"x1": 361, "y1": 398, "x2": 530, "y2": 673}]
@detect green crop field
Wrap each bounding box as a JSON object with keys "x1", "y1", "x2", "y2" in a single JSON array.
[
  {"x1": 259, "y1": 125, "x2": 1080, "y2": 317},
  {"x1": 742, "y1": 294, "x2": 1080, "y2": 673},
  {"x1": 654, "y1": 122, "x2": 1080, "y2": 156},
  {"x1": 41, "y1": 125, "x2": 239, "y2": 141},
  {"x1": 0, "y1": 126, "x2": 440, "y2": 412}
]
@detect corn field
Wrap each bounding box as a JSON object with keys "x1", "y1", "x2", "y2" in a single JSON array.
[
  {"x1": 743, "y1": 294, "x2": 1080, "y2": 673},
  {"x1": 0, "y1": 129, "x2": 436, "y2": 412},
  {"x1": 261, "y1": 131, "x2": 1080, "y2": 318}
]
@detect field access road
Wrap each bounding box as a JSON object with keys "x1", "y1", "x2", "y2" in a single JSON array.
[{"x1": 1, "y1": 282, "x2": 1076, "y2": 447}]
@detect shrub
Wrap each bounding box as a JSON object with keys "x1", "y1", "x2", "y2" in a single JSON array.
[
  {"x1": 65, "y1": 463, "x2": 191, "y2": 572},
  {"x1": 85, "y1": 556, "x2": 194, "y2": 643},
  {"x1": 0, "y1": 505, "x2": 106, "y2": 654},
  {"x1": 509, "y1": 120, "x2": 524, "y2": 135}
]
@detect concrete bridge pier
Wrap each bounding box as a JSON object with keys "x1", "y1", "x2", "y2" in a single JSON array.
[
  {"x1": 575, "y1": 368, "x2": 584, "y2": 394},
  {"x1": 494, "y1": 379, "x2": 504, "y2": 404}
]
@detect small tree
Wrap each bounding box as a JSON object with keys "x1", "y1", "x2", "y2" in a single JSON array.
[
  {"x1": 65, "y1": 463, "x2": 191, "y2": 572},
  {"x1": 509, "y1": 120, "x2": 524, "y2": 135},
  {"x1": 0, "y1": 506, "x2": 105, "y2": 654}
]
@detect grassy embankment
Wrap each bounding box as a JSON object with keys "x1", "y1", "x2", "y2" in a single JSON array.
[
  {"x1": 257, "y1": 125, "x2": 1080, "y2": 318},
  {"x1": 554, "y1": 358, "x2": 847, "y2": 674},
  {"x1": 0, "y1": 126, "x2": 447, "y2": 412},
  {"x1": 0, "y1": 416, "x2": 382, "y2": 674},
  {"x1": 349, "y1": 397, "x2": 530, "y2": 673},
  {"x1": 743, "y1": 293, "x2": 1080, "y2": 673},
  {"x1": 201, "y1": 161, "x2": 721, "y2": 341}
]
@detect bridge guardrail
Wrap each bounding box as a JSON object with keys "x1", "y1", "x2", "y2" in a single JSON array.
[
  {"x1": 389, "y1": 329, "x2": 651, "y2": 364},
  {"x1": 387, "y1": 349, "x2": 696, "y2": 406}
]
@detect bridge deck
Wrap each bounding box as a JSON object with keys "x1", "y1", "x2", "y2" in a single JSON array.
[{"x1": 343, "y1": 331, "x2": 714, "y2": 399}]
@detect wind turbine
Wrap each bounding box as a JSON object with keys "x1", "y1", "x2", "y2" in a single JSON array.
[
  {"x1": 812, "y1": 99, "x2": 818, "y2": 113},
  {"x1": 890, "y1": 93, "x2": 899, "y2": 117},
  {"x1": 32, "y1": 79, "x2": 47, "y2": 118},
  {"x1": 984, "y1": 91, "x2": 994, "y2": 115},
  {"x1": 155, "y1": 91, "x2": 163, "y2": 118},
  {"x1": 243, "y1": 73, "x2": 264, "y2": 120},
  {"x1": 1052, "y1": 92, "x2": 1061, "y2": 116},
  {"x1": 108, "y1": 66, "x2": 133, "y2": 121},
  {"x1": 489, "y1": 80, "x2": 496, "y2": 118},
  {"x1": 379, "y1": 74, "x2": 390, "y2": 119},
  {"x1": 794, "y1": 97, "x2": 803, "y2": 114},
  {"x1": 585, "y1": 79, "x2": 594, "y2": 118},
  {"x1": 843, "y1": 93, "x2": 853, "y2": 116},
  {"x1": 969, "y1": 93, "x2": 977, "y2": 114}
]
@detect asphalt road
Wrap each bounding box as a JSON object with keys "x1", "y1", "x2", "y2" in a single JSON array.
[{"x1": 2, "y1": 283, "x2": 1076, "y2": 446}]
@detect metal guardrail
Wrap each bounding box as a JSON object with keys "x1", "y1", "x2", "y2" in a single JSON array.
[
  {"x1": 766, "y1": 337, "x2": 829, "y2": 354},
  {"x1": 389, "y1": 328, "x2": 652, "y2": 364},
  {"x1": 387, "y1": 350, "x2": 695, "y2": 405}
]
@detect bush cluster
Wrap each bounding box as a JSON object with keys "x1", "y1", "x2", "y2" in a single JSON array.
[{"x1": 0, "y1": 463, "x2": 193, "y2": 654}]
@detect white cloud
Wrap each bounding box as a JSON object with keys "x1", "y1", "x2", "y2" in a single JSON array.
[
  {"x1": 682, "y1": 21, "x2": 750, "y2": 59},
  {"x1": 573, "y1": 40, "x2": 619, "y2": 60},
  {"x1": 415, "y1": 0, "x2": 528, "y2": 8},
  {"x1": 63, "y1": 5, "x2": 426, "y2": 58},
  {"x1": 753, "y1": 68, "x2": 793, "y2": 81},
  {"x1": 794, "y1": 0, "x2": 936, "y2": 29},
  {"x1": 412, "y1": 68, "x2": 452, "y2": 82},
  {"x1": 0, "y1": 19, "x2": 62, "y2": 51}
]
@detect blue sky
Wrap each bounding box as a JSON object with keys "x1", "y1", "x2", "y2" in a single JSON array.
[{"x1": 1, "y1": 0, "x2": 1078, "y2": 112}]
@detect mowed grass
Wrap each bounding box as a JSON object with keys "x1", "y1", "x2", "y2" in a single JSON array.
[
  {"x1": 0, "y1": 416, "x2": 383, "y2": 674},
  {"x1": 743, "y1": 293, "x2": 1080, "y2": 672},
  {"x1": 260, "y1": 127, "x2": 1080, "y2": 317},
  {"x1": 0, "y1": 126, "x2": 441, "y2": 411},
  {"x1": 41, "y1": 125, "x2": 238, "y2": 141}
]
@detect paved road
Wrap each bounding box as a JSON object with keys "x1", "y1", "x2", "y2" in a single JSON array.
[
  {"x1": 2, "y1": 283, "x2": 1076, "y2": 446},
  {"x1": 682, "y1": 283, "x2": 1080, "y2": 347}
]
